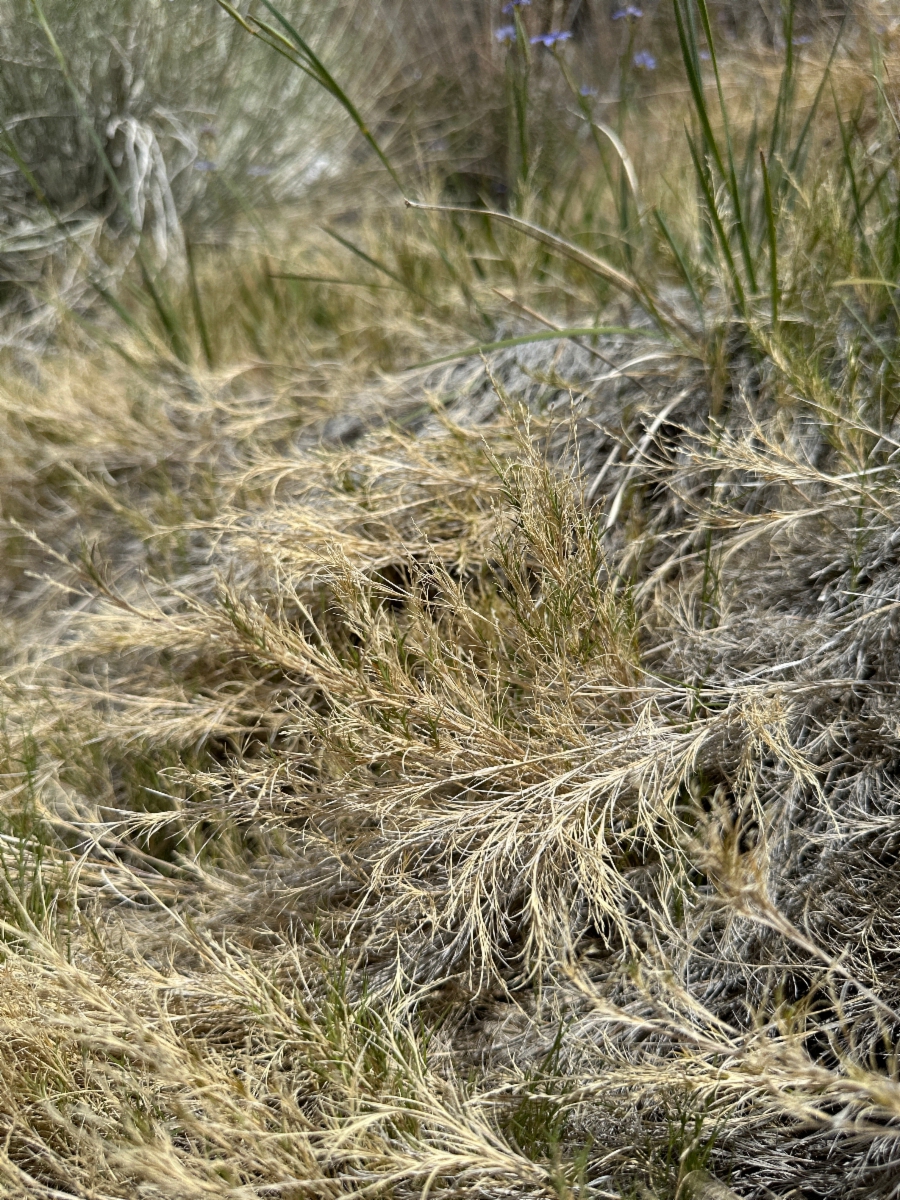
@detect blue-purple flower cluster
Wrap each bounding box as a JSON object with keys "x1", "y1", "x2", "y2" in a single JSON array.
[
  {"x1": 530, "y1": 30, "x2": 572, "y2": 48},
  {"x1": 632, "y1": 50, "x2": 656, "y2": 70},
  {"x1": 610, "y1": 6, "x2": 654, "y2": 71},
  {"x1": 495, "y1": 2, "x2": 573, "y2": 51}
]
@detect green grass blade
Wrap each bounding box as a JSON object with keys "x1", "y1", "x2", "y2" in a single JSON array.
[
  {"x1": 686, "y1": 131, "x2": 747, "y2": 314},
  {"x1": 324, "y1": 224, "x2": 487, "y2": 327},
  {"x1": 89, "y1": 280, "x2": 159, "y2": 352},
  {"x1": 323, "y1": 228, "x2": 410, "y2": 289},
  {"x1": 405, "y1": 199, "x2": 692, "y2": 339},
  {"x1": 859, "y1": 161, "x2": 895, "y2": 215},
  {"x1": 833, "y1": 105, "x2": 900, "y2": 329},
  {"x1": 672, "y1": 0, "x2": 726, "y2": 182},
  {"x1": 654, "y1": 210, "x2": 704, "y2": 320},
  {"x1": 759, "y1": 150, "x2": 779, "y2": 324},
  {"x1": 786, "y1": 12, "x2": 848, "y2": 189},
  {"x1": 136, "y1": 261, "x2": 190, "y2": 363},
  {"x1": 186, "y1": 240, "x2": 214, "y2": 369},
  {"x1": 322, "y1": 227, "x2": 447, "y2": 317},
  {"x1": 254, "y1": 0, "x2": 404, "y2": 192},
  {"x1": 212, "y1": 2, "x2": 317, "y2": 78},
  {"x1": 835, "y1": 97, "x2": 868, "y2": 248},
  {"x1": 693, "y1": 0, "x2": 757, "y2": 294},
  {"x1": 740, "y1": 112, "x2": 760, "y2": 198},
  {"x1": 510, "y1": 6, "x2": 532, "y2": 191},
  {"x1": 683, "y1": 0, "x2": 702, "y2": 74},
  {"x1": 769, "y1": 0, "x2": 795, "y2": 162}
]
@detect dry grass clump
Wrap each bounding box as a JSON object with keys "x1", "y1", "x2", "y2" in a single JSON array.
[
  {"x1": 5, "y1": 2, "x2": 900, "y2": 1198},
  {"x1": 6, "y1": 327, "x2": 900, "y2": 1195}
]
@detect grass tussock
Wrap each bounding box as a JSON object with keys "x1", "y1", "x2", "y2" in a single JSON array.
[{"x1": 6, "y1": 1, "x2": 900, "y2": 1197}]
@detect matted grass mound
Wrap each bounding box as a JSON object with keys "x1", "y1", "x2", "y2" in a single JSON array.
[
  {"x1": 3, "y1": 1, "x2": 900, "y2": 1197},
  {"x1": 4, "y1": 324, "x2": 900, "y2": 1197}
]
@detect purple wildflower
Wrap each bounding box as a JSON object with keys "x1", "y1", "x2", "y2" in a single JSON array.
[
  {"x1": 699, "y1": 49, "x2": 711, "y2": 60},
  {"x1": 501, "y1": 0, "x2": 529, "y2": 10},
  {"x1": 530, "y1": 30, "x2": 573, "y2": 47},
  {"x1": 632, "y1": 50, "x2": 656, "y2": 69},
  {"x1": 792, "y1": 35, "x2": 812, "y2": 45},
  {"x1": 193, "y1": 160, "x2": 217, "y2": 172},
  {"x1": 612, "y1": 5, "x2": 643, "y2": 18},
  {"x1": 580, "y1": 84, "x2": 598, "y2": 97},
  {"x1": 495, "y1": 23, "x2": 516, "y2": 41}
]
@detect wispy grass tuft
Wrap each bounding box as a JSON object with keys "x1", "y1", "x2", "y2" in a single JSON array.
[{"x1": 5, "y1": 2, "x2": 900, "y2": 1198}]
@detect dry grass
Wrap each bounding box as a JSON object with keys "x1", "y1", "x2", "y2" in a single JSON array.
[{"x1": 4, "y1": 1, "x2": 900, "y2": 1198}]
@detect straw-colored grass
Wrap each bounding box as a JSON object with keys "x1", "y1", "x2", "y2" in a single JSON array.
[{"x1": 3, "y1": 1, "x2": 900, "y2": 1197}]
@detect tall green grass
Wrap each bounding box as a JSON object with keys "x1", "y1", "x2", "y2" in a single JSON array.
[{"x1": 0, "y1": 0, "x2": 859, "y2": 361}]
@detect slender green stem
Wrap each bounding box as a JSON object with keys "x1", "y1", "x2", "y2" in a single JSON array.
[
  {"x1": 238, "y1": 0, "x2": 406, "y2": 193},
  {"x1": 405, "y1": 199, "x2": 694, "y2": 341},
  {"x1": 759, "y1": 150, "x2": 779, "y2": 325},
  {"x1": 186, "y1": 240, "x2": 214, "y2": 369}
]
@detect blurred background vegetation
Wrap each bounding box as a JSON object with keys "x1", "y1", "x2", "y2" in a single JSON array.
[{"x1": 0, "y1": 0, "x2": 871, "y2": 368}]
